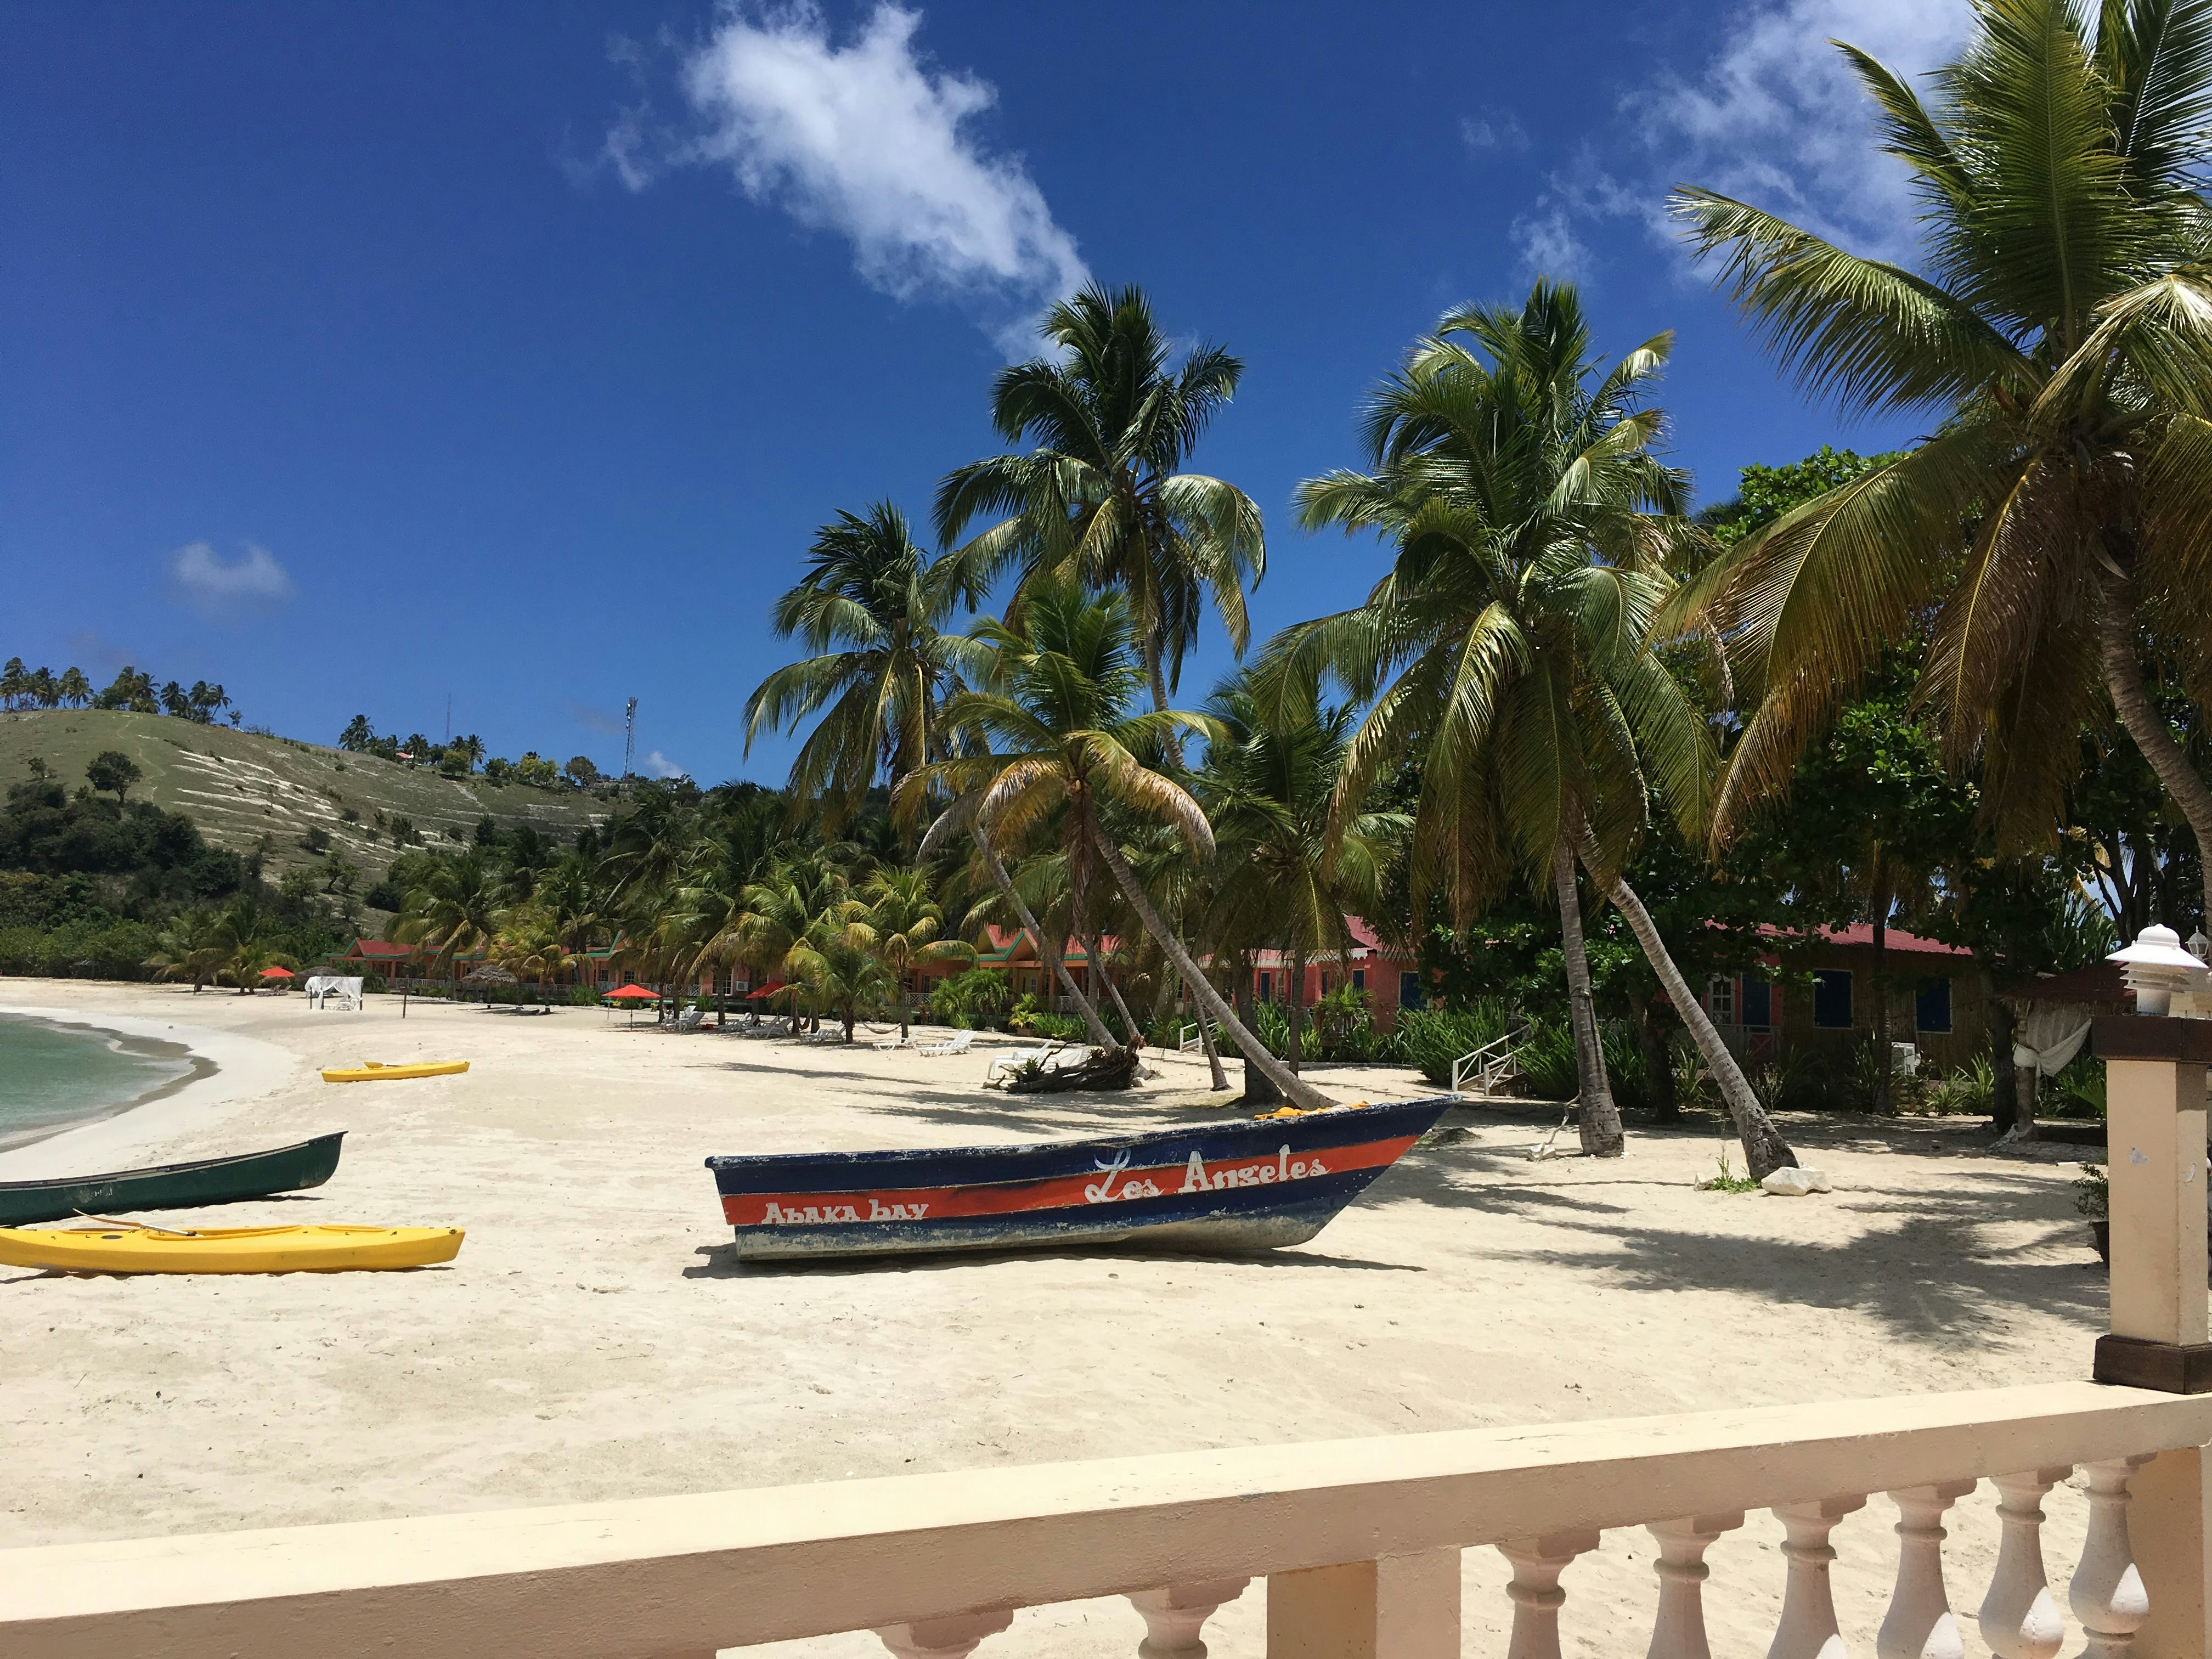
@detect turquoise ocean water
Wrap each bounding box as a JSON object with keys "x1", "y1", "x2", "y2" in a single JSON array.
[{"x1": 0, "y1": 1015, "x2": 196, "y2": 1151}]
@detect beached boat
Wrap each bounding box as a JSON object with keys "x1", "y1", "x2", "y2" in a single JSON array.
[
  {"x1": 705, "y1": 1096, "x2": 1452, "y2": 1262},
  {"x1": 0, "y1": 1222, "x2": 464, "y2": 1274},
  {"x1": 0, "y1": 1132, "x2": 346, "y2": 1227},
  {"x1": 320, "y1": 1060, "x2": 470, "y2": 1084}
]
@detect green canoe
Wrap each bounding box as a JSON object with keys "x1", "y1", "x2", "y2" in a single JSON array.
[{"x1": 0, "y1": 1132, "x2": 346, "y2": 1227}]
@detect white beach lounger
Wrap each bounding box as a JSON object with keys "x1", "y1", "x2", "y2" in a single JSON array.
[{"x1": 916, "y1": 1030, "x2": 975, "y2": 1057}]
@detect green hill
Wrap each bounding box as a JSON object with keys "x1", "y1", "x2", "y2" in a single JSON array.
[{"x1": 0, "y1": 709, "x2": 612, "y2": 890}]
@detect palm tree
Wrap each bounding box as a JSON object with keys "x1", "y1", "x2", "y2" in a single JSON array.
[
  {"x1": 737, "y1": 847, "x2": 860, "y2": 1036},
  {"x1": 1671, "y1": 0, "x2": 2212, "y2": 924},
  {"x1": 1282, "y1": 281, "x2": 1799, "y2": 1175},
  {"x1": 1201, "y1": 675, "x2": 1407, "y2": 1086},
  {"x1": 494, "y1": 907, "x2": 578, "y2": 1005},
  {"x1": 744, "y1": 505, "x2": 983, "y2": 823},
  {"x1": 935, "y1": 283, "x2": 1266, "y2": 711},
  {"x1": 56, "y1": 668, "x2": 90, "y2": 709},
  {"x1": 393, "y1": 851, "x2": 501, "y2": 973},
  {"x1": 904, "y1": 583, "x2": 1333, "y2": 1109},
  {"x1": 788, "y1": 902, "x2": 898, "y2": 1042},
  {"x1": 861, "y1": 866, "x2": 972, "y2": 1040},
  {"x1": 144, "y1": 908, "x2": 234, "y2": 992}
]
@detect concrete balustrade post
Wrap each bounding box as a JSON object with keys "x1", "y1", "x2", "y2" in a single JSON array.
[
  {"x1": 1128, "y1": 1579, "x2": 1249, "y2": 1658},
  {"x1": 1876, "y1": 1481, "x2": 1976, "y2": 1659},
  {"x1": 2071, "y1": 1459, "x2": 2153, "y2": 1658},
  {"x1": 2091, "y1": 1016, "x2": 2212, "y2": 1658},
  {"x1": 1498, "y1": 1530, "x2": 1602, "y2": 1659},
  {"x1": 1265, "y1": 1551, "x2": 1458, "y2": 1659},
  {"x1": 1767, "y1": 1496, "x2": 1866, "y2": 1659},
  {"x1": 874, "y1": 1610, "x2": 1015, "y2": 1659},
  {"x1": 1645, "y1": 1512, "x2": 1744, "y2": 1659},
  {"x1": 1979, "y1": 1469, "x2": 2073, "y2": 1659}
]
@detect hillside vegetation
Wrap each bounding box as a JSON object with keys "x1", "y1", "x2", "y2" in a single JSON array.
[{"x1": 0, "y1": 710, "x2": 611, "y2": 890}]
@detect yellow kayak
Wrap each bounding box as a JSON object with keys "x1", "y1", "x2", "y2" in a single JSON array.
[
  {"x1": 0, "y1": 1223, "x2": 465, "y2": 1274},
  {"x1": 321, "y1": 1059, "x2": 470, "y2": 1084}
]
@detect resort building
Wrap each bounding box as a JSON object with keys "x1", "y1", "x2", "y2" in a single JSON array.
[{"x1": 1696, "y1": 923, "x2": 1987, "y2": 1070}]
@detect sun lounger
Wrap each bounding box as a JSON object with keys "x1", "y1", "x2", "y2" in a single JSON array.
[
  {"x1": 915, "y1": 1030, "x2": 975, "y2": 1057},
  {"x1": 674, "y1": 1007, "x2": 705, "y2": 1034}
]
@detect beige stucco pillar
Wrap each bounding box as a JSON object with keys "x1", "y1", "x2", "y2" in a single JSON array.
[
  {"x1": 2093, "y1": 1017, "x2": 2212, "y2": 1658},
  {"x1": 1265, "y1": 1550, "x2": 1460, "y2": 1659}
]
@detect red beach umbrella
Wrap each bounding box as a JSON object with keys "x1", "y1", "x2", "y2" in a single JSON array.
[
  {"x1": 260, "y1": 966, "x2": 296, "y2": 980},
  {"x1": 603, "y1": 983, "x2": 662, "y2": 1001}
]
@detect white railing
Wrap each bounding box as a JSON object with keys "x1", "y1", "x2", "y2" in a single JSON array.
[
  {"x1": 1449, "y1": 1032, "x2": 1519, "y2": 1097},
  {"x1": 4, "y1": 1382, "x2": 2207, "y2": 1659}
]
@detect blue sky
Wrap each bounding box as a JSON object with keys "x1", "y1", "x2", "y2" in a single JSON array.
[{"x1": 4, "y1": 0, "x2": 1965, "y2": 787}]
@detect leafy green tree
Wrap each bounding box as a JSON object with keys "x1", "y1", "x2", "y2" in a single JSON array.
[
  {"x1": 745, "y1": 504, "x2": 980, "y2": 824},
  {"x1": 0, "y1": 659, "x2": 25, "y2": 710},
  {"x1": 562, "y1": 755, "x2": 601, "y2": 788},
  {"x1": 1282, "y1": 279, "x2": 1798, "y2": 1174},
  {"x1": 1674, "y1": 0, "x2": 2212, "y2": 922},
  {"x1": 936, "y1": 283, "x2": 1265, "y2": 710},
  {"x1": 94, "y1": 667, "x2": 156, "y2": 713},
  {"x1": 85, "y1": 751, "x2": 142, "y2": 805}
]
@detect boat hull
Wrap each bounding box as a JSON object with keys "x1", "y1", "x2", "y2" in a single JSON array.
[
  {"x1": 706, "y1": 1097, "x2": 1451, "y2": 1262},
  {"x1": 0, "y1": 1132, "x2": 346, "y2": 1227},
  {"x1": 320, "y1": 1061, "x2": 470, "y2": 1083},
  {"x1": 0, "y1": 1223, "x2": 464, "y2": 1274}
]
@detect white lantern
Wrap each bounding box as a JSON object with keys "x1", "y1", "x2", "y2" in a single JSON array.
[{"x1": 2107, "y1": 924, "x2": 2212, "y2": 1016}]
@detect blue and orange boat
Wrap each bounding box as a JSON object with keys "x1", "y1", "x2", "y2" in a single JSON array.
[{"x1": 704, "y1": 1097, "x2": 1451, "y2": 1262}]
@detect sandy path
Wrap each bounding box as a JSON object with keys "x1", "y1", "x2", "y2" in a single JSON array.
[{"x1": 0, "y1": 981, "x2": 2123, "y2": 1656}]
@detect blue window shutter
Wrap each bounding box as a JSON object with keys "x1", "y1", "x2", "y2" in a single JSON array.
[
  {"x1": 1915, "y1": 977, "x2": 1953, "y2": 1033},
  {"x1": 1812, "y1": 970, "x2": 1854, "y2": 1029}
]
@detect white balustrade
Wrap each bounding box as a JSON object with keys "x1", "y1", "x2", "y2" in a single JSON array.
[
  {"x1": 1645, "y1": 1511, "x2": 1743, "y2": 1659},
  {"x1": 875, "y1": 1610, "x2": 1013, "y2": 1659},
  {"x1": 1127, "y1": 1579, "x2": 1248, "y2": 1658},
  {"x1": 1499, "y1": 1530, "x2": 1600, "y2": 1659},
  {"x1": 1767, "y1": 1495, "x2": 1865, "y2": 1659},
  {"x1": 2069, "y1": 1458, "x2": 2152, "y2": 1658},
  {"x1": 1876, "y1": 1481, "x2": 1976, "y2": 1659},
  {"x1": 7, "y1": 1383, "x2": 2212, "y2": 1659},
  {"x1": 1979, "y1": 1468, "x2": 2071, "y2": 1659}
]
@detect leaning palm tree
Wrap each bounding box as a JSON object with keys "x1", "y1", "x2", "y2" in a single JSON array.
[
  {"x1": 935, "y1": 283, "x2": 1266, "y2": 710},
  {"x1": 744, "y1": 504, "x2": 984, "y2": 823},
  {"x1": 1282, "y1": 280, "x2": 1799, "y2": 1175},
  {"x1": 1201, "y1": 674, "x2": 1407, "y2": 1086},
  {"x1": 901, "y1": 583, "x2": 1332, "y2": 1109},
  {"x1": 1672, "y1": 0, "x2": 2212, "y2": 923}
]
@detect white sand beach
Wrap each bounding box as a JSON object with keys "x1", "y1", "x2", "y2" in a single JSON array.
[{"x1": 0, "y1": 980, "x2": 2117, "y2": 1656}]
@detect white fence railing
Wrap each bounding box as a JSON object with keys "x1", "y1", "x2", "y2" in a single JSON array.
[
  {"x1": 4, "y1": 1383, "x2": 2208, "y2": 1659},
  {"x1": 1449, "y1": 1032, "x2": 1519, "y2": 1097}
]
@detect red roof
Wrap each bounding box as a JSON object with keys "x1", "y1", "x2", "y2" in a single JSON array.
[
  {"x1": 1759, "y1": 923, "x2": 1974, "y2": 959},
  {"x1": 343, "y1": 940, "x2": 414, "y2": 961}
]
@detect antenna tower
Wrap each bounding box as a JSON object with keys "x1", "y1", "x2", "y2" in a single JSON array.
[{"x1": 622, "y1": 697, "x2": 639, "y2": 785}]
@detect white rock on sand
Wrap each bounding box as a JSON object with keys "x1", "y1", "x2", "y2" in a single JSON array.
[{"x1": 0, "y1": 981, "x2": 2117, "y2": 1657}]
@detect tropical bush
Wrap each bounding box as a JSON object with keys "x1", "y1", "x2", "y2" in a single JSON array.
[
  {"x1": 1511, "y1": 1017, "x2": 1579, "y2": 1101},
  {"x1": 2047, "y1": 1052, "x2": 2107, "y2": 1121},
  {"x1": 1917, "y1": 1056, "x2": 1996, "y2": 1118},
  {"x1": 1396, "y1": 1003, "x2": 1512, "y2": 1087},
  {"x1": 928, "y1": 968, "x2": 1009, "y2": 1030}
]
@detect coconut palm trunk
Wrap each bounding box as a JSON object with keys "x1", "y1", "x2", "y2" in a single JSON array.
[
  {"x1": 1195, "y1": 995, "x2": 1228, "y2": 1090},
  {"x1": 1577, "y1": 832, "x2": 1798, "y2": 1179},
  {"x1": 2098, "y1": 570, "x2": 2212, "y2": 928},
  {"x1": 1092, "y1": 940, "x2": 1144, "y2": 1046},
  {"x1": 1087, "y1": 820, "x2": 1334, "y2": 1111},
  {"x1": 1552, "y1": 837, "x2": 1623, "y2": 1156},
  {"x1": 975, "y1": 834, "x2": 1116, "y2": 1049}
]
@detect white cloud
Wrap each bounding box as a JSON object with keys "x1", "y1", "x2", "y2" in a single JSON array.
[
  {"x1": 654, "y1": 2, "x2": 1088, "y2": 349},
  {"x1": 1511, "y1": 205, "x2": 1593, "y2": 285},
  {"x1": 167, "y1": 541, "x2": 296, "y2": 617},
  {"x1": 641, "y1": 749, "x2": 686, "y2": 779},
  {"x1": 1627, "y1": 0, "x2": 1971, "y2": 259},
  {"x1": 1460, "y1": 113, "x2": 1528, "y2": 154}
]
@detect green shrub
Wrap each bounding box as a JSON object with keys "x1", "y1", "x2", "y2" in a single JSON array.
[
  {"x1": 930, "y1": 968, "x2": 1009, "y2": 1029},
  {"x1": 2047, "y1": 1051, "x2": 2106, "y2": 1120},
  {"x1": 1395, "y1": 1003, "x2": 1511, "y2": 1086},
  {"x1": 1601, "y1": 1024, "x2": 1653, "y2": 1114},
  {"x1": 1511, "y1": 1017, "x2": 1578, "y2": 1100},
  {"x1": 1918, "y1": 1055, "x2": 1996, "y2": 1116},
  {"x1": 1310, "y1": 985, "x2": 1399, "y2": 1063}
]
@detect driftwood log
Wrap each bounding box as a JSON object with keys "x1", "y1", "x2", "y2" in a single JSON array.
[{"x1": 1002, "y1": 1045, "x2": 1141, "y2": 1093}]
